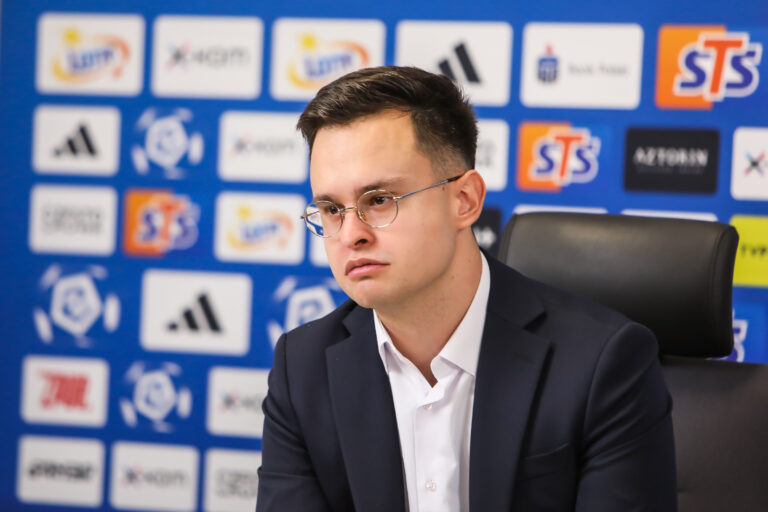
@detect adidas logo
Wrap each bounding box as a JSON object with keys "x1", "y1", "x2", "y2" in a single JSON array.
[
  {"x1": 166, "y1": 293, "x2": 223, "y2": 334},
  {"x1": 438, "y1": 42, "x2": 481, "y2": 84},
  {"x1": 53, "y1": 124, "x2": 98, "y2": 157}
]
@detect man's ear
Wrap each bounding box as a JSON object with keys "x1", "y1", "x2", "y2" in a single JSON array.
[{"x1": 453, "y1": 169, "x2": 486, "y2": 229}]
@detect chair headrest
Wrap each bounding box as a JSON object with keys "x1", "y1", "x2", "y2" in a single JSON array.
[{"x1": 498, "y1": 213, "x2": 738, "y2": 357}]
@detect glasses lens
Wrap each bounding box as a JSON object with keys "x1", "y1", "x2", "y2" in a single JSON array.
[
  {"x1": 358, "y1": 190, "x2": 397, "y2": 228},
  {"x1": 304, "y1": 202, "x2": 341, "y2": 237}
]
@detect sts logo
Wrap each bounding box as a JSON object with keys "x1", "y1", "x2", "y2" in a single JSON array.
[
  {"x1": 517, "y1": 122, "x2": 601, "y2": 192},
  {"x1": 123, "y1": 189, "x2": 199, "y2": 257},
  {"x1": 657, "y1": 25, "x2": 763, "y2": 109}
]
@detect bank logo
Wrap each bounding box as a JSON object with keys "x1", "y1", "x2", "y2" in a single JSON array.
[
  {"x1": 271, "y1": 18, "x2": 385, "y2": 100},
  {"x1": 33, "y1": 264, "x2": 121, "y2": 347},
  {"x1": 732, "y1": 127, "x2": 768, "y2": 200},
  {"x1": 119, "y1": 361, "x2": 192, "y2": 433},
  {"x1": 215, "y1": 192, "x2": 306, "y2": 264},
  {"x1": 141, "y1": 270, "x2": 252, "y2": 355},
  {"x1": 521, "y1": 23, "x2": 643, "y2": 109},
  {"x1": 22, "y1": 356, "x2": 108, "y2": 427},
  {"x1": 17, "y1": 436, "x2": 104, "y2": 507},
  {"x1": 656, "y1": 26, "x2": 763, "y2": 109},
  {"x1": 624, "y1": 128, "x2": 719, "y2": 194},
  {"x1": 33, "y1": 105, "x2": 121, "y2": 176},
  {"x1": 537, "y1": 45, "x2": 559, "y2": 83},
  {"x1": 123, "y1": 190, "x2": 199, "y2": 256},
  {"x1": 29, "y1": 185, "x2": 117, "y2": 255},
  {"x1": 516, "y1": 122, "x2": 601, "y2": 192},
  {"x1": 731, "y1": 215, "x2": 768, "y2": 287},
  {"x1": 110, "y1": 442, "x2": 198, "y2": 511},
  {"x1": 36, "y1": 13, "x2": 144, "y2": 95},
  {"x1": 476, "y1": 119, "x2": 510, "y2": 191},
  {"x1": 203, "y1": 449, "x2": 261, "y2": 512},
  {"x1": 396, "y1": 21, "x2": 513, "y2": 106},
  {"x1": 267, "y1": 275, "x2": 346, "y2": 349},
  {"x1": 152, "y1": 16, "x2": 263, "y2": 98},
  {"x1": 207, "y1": 367, "x2": 269, "y2": 438},
  {"x1": 131, "y1": 107, "x2": 204, "y2": 179},
  {"x1": 218, "y1": 111, "x2": 307, "y2": 183}
]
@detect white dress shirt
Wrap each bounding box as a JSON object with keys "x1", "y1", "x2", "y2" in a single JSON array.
[{"x1": 374, "y1": 254, "x2": 490, "y2": 512}]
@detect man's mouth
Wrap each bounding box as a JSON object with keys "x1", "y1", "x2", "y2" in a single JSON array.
[{"x1": 345, "y1": 259, "x2": 388, "y2": 278}]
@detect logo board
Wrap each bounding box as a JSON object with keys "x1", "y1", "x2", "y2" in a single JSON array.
[
  {"x1": 36, "y1": 13, "x2": 144, "y2": 95},
  {"x1": 207, "y1": 367, "x2": 269, "y2": 438},
  {"x1": 624, "y1": 128, "x2": 719, "y2": 194},
  {"x1": 520, "y1": 23, "x2": 643, "y2": 109},
  {"x1": 17, "y1": 435, "x2": 104, "y2": 507},
  {"x1": 141, "y1": 270, "x2": 252, "y2": 355},
  {"x1": 21, "y1": 356, "x2": 108, "y2": 427},
  {"x1": 271, "y1": 18, "x2": 385, "y2": 100},
  {"x1": 29, "y1": 185, "x2": 117, "y2": 255},
  {"x1": 152, "y1": 16, "x2": 263, "y2": 98},
  {"x1": 395, "y1": 21, "x2": 513, "y2": 106},
  {"x1": 218, "y1": 111, "x2": 307, "y2": 183}
]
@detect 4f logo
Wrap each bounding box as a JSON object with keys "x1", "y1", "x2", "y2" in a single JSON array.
[
  {"x1": 517, "y1": 122, "x2": 600, "y2": 192},
  {"x1": 657, "y1": 26, "x2": 763, "y2": 109}
]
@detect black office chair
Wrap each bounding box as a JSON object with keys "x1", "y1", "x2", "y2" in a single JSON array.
[{"x1": 497, "y1": 212, "x2": 768, "y2": 512}]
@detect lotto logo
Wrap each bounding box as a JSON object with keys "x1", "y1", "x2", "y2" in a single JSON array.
[
  {"x1": 656, "y1": 26, "x2": 763, "y2": 109},
  {"x1": 123, "y1": 189, "x2": 200, "y2": 256},
  {"x1": 516, "y1": 122, "x2": 601, "y2": 192}
]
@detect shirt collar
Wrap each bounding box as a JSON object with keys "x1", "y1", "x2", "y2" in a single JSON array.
[{"x1": 374, "y1": 253, "x2": 490, "y2": 377}]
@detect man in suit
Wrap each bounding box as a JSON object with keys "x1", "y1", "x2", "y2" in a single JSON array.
[{"x1": 257, "y1": 66, "x2": 677, "y2": 511}]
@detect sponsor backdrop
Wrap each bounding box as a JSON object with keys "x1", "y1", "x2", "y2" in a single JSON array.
[{"x1": 1, "y1": 0, "x2": 767, "y2": 510}]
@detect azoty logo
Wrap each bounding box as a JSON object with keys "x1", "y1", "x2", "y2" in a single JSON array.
[
  {"x1": 119, "y1": 361, "x2": 192, "y2": 432},
  {"x1": 131, "y1": 108, "x2": 204, "y2": 179},
  {"x1": 266, "y1": 275, "x2": 346, "y2": 348},
  {"x1": 33, "y1": 264, "x2": 120, "y2": 348}
]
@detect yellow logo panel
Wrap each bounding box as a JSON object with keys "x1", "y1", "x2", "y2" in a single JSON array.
[{"x1": 731, "y1": 215, "x2": 768, "y2": 287}]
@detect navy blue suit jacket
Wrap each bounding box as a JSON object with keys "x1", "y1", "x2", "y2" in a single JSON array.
[{"x1": 257, "y1": 256, "x2": 677, "y2": 511}]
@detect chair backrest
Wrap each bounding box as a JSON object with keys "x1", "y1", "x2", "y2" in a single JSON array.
[{"x1": 498, "y1": 212, "x2": 768, "y2": 511}]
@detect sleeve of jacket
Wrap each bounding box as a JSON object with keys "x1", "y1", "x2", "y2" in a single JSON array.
[
  {"x1": 575, "y1": 321, "x2": 678, "y2": 511},
  {"x1": 256, "y1": 334, "x2": 332, "y2": 512}
]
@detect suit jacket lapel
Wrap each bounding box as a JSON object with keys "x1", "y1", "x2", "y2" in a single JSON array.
[
  {"x1": 470, "y1": 258, "x2": 551, "y2": 511},
  {"x1": 326, "y1": 306, "x2": 406, "y2": 512}
]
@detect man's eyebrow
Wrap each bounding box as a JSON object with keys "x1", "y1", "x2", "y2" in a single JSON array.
[{"x1": 313, "y1": 177, "x2": 409, "y2": 203}]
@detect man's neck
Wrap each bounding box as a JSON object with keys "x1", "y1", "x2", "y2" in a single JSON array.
[{"x1": 375, "y1": 246, "x2": 483, "y2": 385}]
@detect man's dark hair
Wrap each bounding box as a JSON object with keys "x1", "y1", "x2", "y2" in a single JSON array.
[{"x1": 297, "y1": 66, "x2": 478, "y2": 175}]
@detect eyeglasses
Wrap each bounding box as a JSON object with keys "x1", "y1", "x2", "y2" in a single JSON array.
[{"x1": 302, "y1": 173, "x2": 465, "y2": 238}]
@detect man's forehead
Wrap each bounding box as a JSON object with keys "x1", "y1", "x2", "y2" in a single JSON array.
[{"x1": 310, "y1": 172, "x2": 412, "y2": 203}]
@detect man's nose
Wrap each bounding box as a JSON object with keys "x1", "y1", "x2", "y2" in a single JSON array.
[{"x1": 338, "y1": 208, "x2": 373, "y2": 248}]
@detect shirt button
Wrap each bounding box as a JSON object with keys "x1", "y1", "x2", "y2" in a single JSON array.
[
  {"x1": 424, "y1": 403, "x2": 432, "y2": 410},
  {"x1": 425, "y1": 480, "x2": 437, "y2": 491}
]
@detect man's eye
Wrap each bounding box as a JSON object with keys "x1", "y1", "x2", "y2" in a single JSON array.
[
  {"x1": 323, "y1": 204, "x2": 341, "y2": 215},
  {"x1": 370, "y1": 195, "x2": 393, "y2": 206}
]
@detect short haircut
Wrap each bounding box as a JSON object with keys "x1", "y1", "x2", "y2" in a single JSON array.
[{"x1": 297, "y1": 66, "x2": 478, "y2": 175}]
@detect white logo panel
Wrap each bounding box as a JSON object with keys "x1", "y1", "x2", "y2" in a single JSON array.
[
  {"x1": 33, "y1": 105, "x2": 120, "y2": 176},
  {"x1": 396, "y1": 21, "x2": 513, "y2": 106},
  {"x1": 520, "y1": 23, "x2": 643, "y2": 109},
  {"x1": 110, "y1": 442, "x2": 198, "y2": 511},
  {"x1": 17, "y1": 435, "x2": 104, "y2": 506},
  {"x1": 731, "y1": 127, "x2": 768, "y2": 200},
  {"x1": 36, "y1": 13, "x2": 144, "y2": 95},
  {"x1": 622, "y1": 209, "x2": 718, "y2": 222},
  {"x1": 140, "y1": 270, "x2": 252, "y2": 355},
  {"x1": 22, "y1": 356, "x2": 109, "y2": 427},
  {"x1": 218, "y1": 111, "x2": 307, "y2": 183},
  {"x1": 207, "y1": 367, "x2": 269, "y2": 438},
  {"x1": 476, "y1": 119, "x2": 509, "y2": 191},
  {"x1": 203, "y1": 449, "x2": 261, "y2": 512},
  {"x1": 29, "y1": 185, "x2": 117, "y2": 255},
  {"x1": 310, "y1": 235, "x2": 330, "y2": 267},
  {"x1": 215, "y1": 192, "x2": 306, "y2": 264},
  {"x1": 152, "y1": 16, "x2": 263, "y2": 99},
  {"x1": 271, "y1": 18, "x2": 385, "y2": 100}
]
